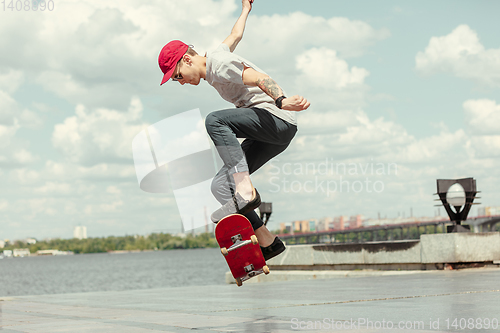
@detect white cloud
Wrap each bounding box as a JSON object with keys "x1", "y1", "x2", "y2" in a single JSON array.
[
  {"x1": 9, "y1": 168, "x2": 40, "y2": 185},
  {"x1": 463, "y1": 99, "x2": 500, "y2": 135},
  {"x1": 293, "y1": 48, "x2": 370, "y2": 110},
  {"x1": 281, "y1": 109, "x2": 414, "y2": 165},
  {"x1": 0, "y1": 90, "x2": 21, "y2": 126},
  {"x1": 415, "y1": 25, "x2": 500, "y2": 86},
  {"x1": 0, "y1": 90, "x2": 42, "y2": 129},
  {"x1": 470, "y1": 136, "x2": 500, "y2": 158},
  {"x1": 0, "y1": 0, "x2": 388, "y2": 109},
  {"x1": 295, "y1": 110, "x2": 360, "y2": 136},
  {"x1": 43, "y1": 160, "x2": 136, "y2": 182},
  {"x1": 463, "y1": 99, "x2": 500, "y2": 158},
  {"x1": 296, "y1": 48, "x2": 369, "y2": 89},
  {"x1": 0, "y1": 121, "x2": 19, "y2": 149},
  {"x1": 0, "y1": 69, "x2": 24, "y2": 94},
  {"x1": 0, "y1": 0, "x2": 241, "y2": 108},
  {"x1": 238, "y1": 13, "x2": 386, "y2": 111},
  {"x1": 0, "y1": 89, "x2": 40, "y2": 167},
  {"x1": 241, "y1": 13, "x2": 389, "y2": 63},
  {"x1": 393, "y1": 129, "x2": 467, "y2": 164},
  {"x1": 266, "y1": 106, "x2": 473, "y2": 198},
  {"x1": 34, "y1": 182, "x2": 73, "y2": 195},
  {"x1": 100, "y1": 200, "x2": 124, "y2": 213},
  {"x1": 52, "y1": 97, "x2": 147, "y2": 166},
  {"x1": 13, "y1": 149, "x2": 37, "y2": 164},
  {"x1": 106, "y1": 185, "x2": 122, "y2": 195}
]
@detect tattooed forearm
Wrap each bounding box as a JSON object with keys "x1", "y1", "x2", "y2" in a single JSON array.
[{"x1": 256, "y1": 77, "x2": 283, "y2": 100}]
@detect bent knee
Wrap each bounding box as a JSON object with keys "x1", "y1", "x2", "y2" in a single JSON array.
[
  {"x1": 210, "y1": 177, "x2": 229, "y2": 204},
  {"x1": 205, "y1": 112, "x2": 221, "y2": 133},
  {"x1": 210, "y1": 177, "x2": 219, "y2": 197}
]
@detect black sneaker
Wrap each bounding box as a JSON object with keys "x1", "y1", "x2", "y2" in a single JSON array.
[
  {"x1": 211, "y1": 188, "x2": 261, "y2": 223},
  {"x1": 260, "y1": 237, "x2": 286, "y2": 261}
]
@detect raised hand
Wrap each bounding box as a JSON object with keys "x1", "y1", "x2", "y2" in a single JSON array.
[
  {"x1": 282, "y1": 95, "x2": 310, "y2": 111},
  {"x1": 242, "y1": 0, "x2": 253, "y2": 12}
]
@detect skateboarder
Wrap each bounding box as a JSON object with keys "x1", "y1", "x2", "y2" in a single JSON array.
[{"x1": 158, "y1": 0, "x2": 309, "y2": 261}]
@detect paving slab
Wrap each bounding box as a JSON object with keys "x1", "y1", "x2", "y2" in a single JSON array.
[{"x1": 1, "y1": 268, "x2": 499, "y2": 332}]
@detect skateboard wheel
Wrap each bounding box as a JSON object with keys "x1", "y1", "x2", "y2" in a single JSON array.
[
  {"x1": 221, "y1": 247, "x2": 228, "y2": 256},
  {"x1": 250, "y1": 235, "x2": 258, "y2": 245},
  {"x1": 263, "y1": 265, "x2": 270, "y2": 275},
  {"x1": 235, "y1": 278, "x2": 242, "y2": 287}
]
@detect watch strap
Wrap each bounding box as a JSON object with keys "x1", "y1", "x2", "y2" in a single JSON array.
[{"x1": 275, "y1": 96, "x2": 286, "y2": 109}]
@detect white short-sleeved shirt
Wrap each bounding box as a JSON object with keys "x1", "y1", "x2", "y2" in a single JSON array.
[{"x1": 205, "y1": 44, "x2": 297, "y2": 126}]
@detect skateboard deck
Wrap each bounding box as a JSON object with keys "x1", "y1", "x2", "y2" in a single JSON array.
[{"x1": 215, "y1": 214, "x2": 269, "y2": 286}]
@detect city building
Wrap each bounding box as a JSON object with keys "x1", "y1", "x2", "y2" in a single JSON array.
[
  {"x1": 362, "y1": 216, "x2": 447, "y2": 227},
  {"x1": 0, "y1": 240, "x2": 5, "y2": 248},
  {"x1": 293, "y1": 219, "x2": 317, "y2": 233},
  {"x1": 74, "y1": 226, "x2": 88, "y2": 240},
  {"x1": 280, "y1": 215, "x2": 365, "y2": 234},
  {"x1": 279, "y1": 223, "x2": 293, "y2": 234},
  {"x1": 279, "y1": 219, "x2": 317, "y2": 234},
  {"x1": 13, "y1": 248, "x2": 30, "y2": 257},
  {"x1": 308, "y1": 219, "x2": 317, "y2": 232},
  {"x1": 316, "y1": 217, "x2": 333, "y2": 231},
  {"x1": 278, "y1": 213, "x2": 456, "y2": 234},
  {"x1": 37, "y1": 249, "x2": 74, "y2": 256},
  {"x1": 478, "y1": 206, "x2": 500, "y2": 217},
  {"x1": 330, "y1": 216, "x2": 347, "y2": 230},
  {"x1": 349, "y1": 215, "x2": 364, "y2": 229}
]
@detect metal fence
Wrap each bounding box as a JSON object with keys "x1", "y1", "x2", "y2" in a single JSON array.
[{"x1": 279, "y1": 220, "x2": 451, "y2": 245}]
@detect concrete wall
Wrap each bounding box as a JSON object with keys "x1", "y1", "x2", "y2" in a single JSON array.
[
  {"x1": 420, "y1": 232, "x2": 500, "y2": 263},
  {"x1": 268, "y1": 232, "x2": 500, "y2": 268}
]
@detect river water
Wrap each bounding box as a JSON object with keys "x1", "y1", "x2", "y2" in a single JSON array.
[{"x1": 0, "y1": 248, "x2": 227, "y2": 296}]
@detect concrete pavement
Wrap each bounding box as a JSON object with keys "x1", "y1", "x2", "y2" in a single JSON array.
[{"x1": 1, "y1": 267, "x2": 499, "y2": 332}]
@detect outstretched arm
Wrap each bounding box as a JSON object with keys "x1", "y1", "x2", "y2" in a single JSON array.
[
  {"x1": 242, "y1": 66, "x2": 310, "y2": 111},
  {"x1": 223, "y1": 0, "x2": 253, "y2": 52}
]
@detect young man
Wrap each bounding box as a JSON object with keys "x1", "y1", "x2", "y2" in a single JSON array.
[{"x1": 158, "y1": 0, "x2": 309, "y2": 261}]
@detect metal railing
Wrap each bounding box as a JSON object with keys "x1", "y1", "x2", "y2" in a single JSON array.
[{"x1": 279, "y1": 220, "x2": 452, "y2": 245}]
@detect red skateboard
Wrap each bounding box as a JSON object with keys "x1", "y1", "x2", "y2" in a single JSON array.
[{"x1": 215, "y1": 214, "x2": 270, "y2": 286}]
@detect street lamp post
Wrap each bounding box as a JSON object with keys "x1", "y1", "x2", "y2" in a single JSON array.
[
  {"x1": 435, "y1": 178, "x2": 480, "y2": 233},
  {"x1": 259, "y1": 202, "x2": 272, "y2": 226}
]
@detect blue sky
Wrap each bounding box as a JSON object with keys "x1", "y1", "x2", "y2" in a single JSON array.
[{"x1": 1, "y1": 0, "x2": 500, "y2": 240}]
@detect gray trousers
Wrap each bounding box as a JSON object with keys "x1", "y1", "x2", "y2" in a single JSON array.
[{"x1": 205, "y1": 107, "x2": 297, "y2": 230}]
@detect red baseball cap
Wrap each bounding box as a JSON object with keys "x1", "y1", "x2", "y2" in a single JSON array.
[{"x1": 158, "y1": 40, "x2": 189, "y2": 85}]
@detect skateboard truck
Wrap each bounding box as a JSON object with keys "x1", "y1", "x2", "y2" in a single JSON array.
[
  {"x1": 241, "y1": 266, "x2": 267, "y2": 281},
  {"x1": 231, "y1": 234, "x2": 243, "y2": 243},
  {"x1": 244, "y1": 264, "x2": 258, "y2": 278},
  {"x1": 221, "y1": 234, "x2": 259, "y2": 256}
]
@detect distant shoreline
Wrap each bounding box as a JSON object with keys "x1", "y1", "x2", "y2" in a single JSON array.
[
  {"x1": 1, "y1": 247, "x2": 219, "y2": 258},
  {"x1": 1, "y1": 233, "x2": 218, "y2": 256}
]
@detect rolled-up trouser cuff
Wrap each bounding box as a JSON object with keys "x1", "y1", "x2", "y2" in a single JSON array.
[{"x1": 229, "y1": 159, "x2": 249, "y2": 176}]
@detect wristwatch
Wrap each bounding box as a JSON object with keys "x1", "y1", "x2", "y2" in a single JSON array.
[{"x1": 275, "y1": 96, "x2": 286, "y2": 109}]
